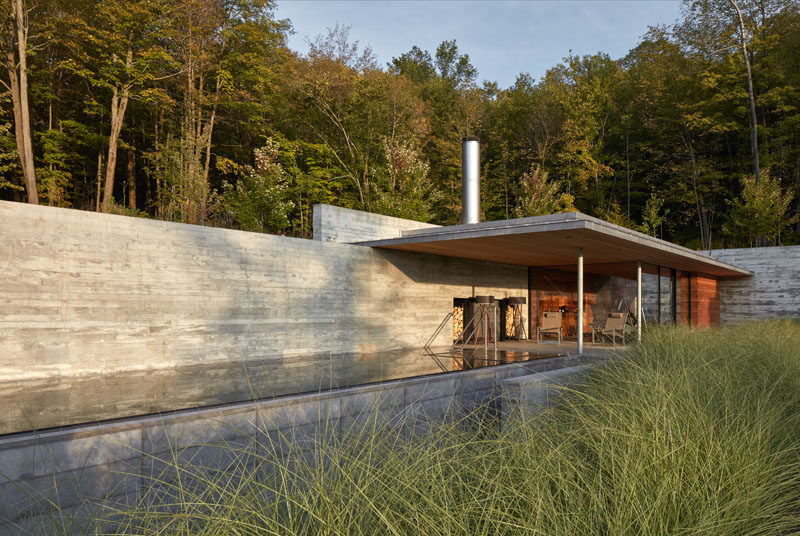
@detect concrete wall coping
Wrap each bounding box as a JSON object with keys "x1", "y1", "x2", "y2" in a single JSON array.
[
  {"x1": 710, "y1": 245, "x2": 800, "y2": 254},
  {"x1": 500, "y1": 364, "x2": 591, "y2": 387}
]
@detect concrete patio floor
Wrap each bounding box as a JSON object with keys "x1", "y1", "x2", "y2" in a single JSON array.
[{"x1": 495, "y1": 338, "x2": 628, "y2": 359}]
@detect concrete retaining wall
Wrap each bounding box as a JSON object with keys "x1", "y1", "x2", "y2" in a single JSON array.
[
  {"x1": 312, "y1": 203, "x2": 439, "y2": 243},
  {"x1": 500, "y1": 364, "x2": 591, "y2": 425},
  {"x1": 0, "y1": 201, "x2": 525, "y2": 379},
  {"x1": 0, "y1": 355, "x2": 593, "y2": 534},
  {"x1": 710, "y1": 246, "x2": 800, "y2": 325}
]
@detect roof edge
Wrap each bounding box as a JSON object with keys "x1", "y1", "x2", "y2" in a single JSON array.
[{"x1": 361, "y1": 212, "x2": 750, "y2": 277}]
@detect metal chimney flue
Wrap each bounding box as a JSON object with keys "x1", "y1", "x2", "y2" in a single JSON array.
[{"x1": 461, "y1": 137, "x2": 480, "y2": 224}]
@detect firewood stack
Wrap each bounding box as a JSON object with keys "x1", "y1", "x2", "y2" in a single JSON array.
[
  {"x1": 453, "y1": 305, "x2": 464, "y2": 340},
  {"x1": 506, "y1": 305, "x2": 516, "y2": 338}
]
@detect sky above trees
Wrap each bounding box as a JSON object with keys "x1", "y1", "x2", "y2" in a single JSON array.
[{"x1": 276, "y1": 0, "x2": 684, "y2": 88}]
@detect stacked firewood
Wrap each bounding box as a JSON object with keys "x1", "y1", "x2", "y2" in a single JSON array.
[
  {"x1": 506, "y1": 306, "x2": 516, "y2": 338},
  {"x1": 453, "y1": 305, "x2": 464, "y2": 340}
]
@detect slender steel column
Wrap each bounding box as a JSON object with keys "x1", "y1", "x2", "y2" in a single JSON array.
[
  {"x1": 493, "y1": 304, "x2": 497, "y2": 362},
  {"x1": 577, "y1": 248, "x2": 584, "y2": 355},
  {"x1": 636, "y1": 261, "x2": 643, "y2": 341},
  {"x1": 527, "y1": 267, "x2": 533, "y2": 342}
]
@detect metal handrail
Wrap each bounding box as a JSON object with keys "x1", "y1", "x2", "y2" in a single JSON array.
[
  {"x1": 424, "y1": 312, "x2": 453, "y2": 351},
  {"x1": 452, "y1": 306, "x2": 485, "y2": 350},
  {"x1": 451, "y1": 303, "x2": 497, "y2": 362}
]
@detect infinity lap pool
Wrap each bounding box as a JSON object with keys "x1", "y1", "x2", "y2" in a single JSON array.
[{"x1": 0, "y1": 346, "x2": 564, "y2": 435}]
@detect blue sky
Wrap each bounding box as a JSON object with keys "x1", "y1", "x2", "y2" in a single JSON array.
[{"x1": 275, "y1": 0, "x2": 683, "y2": 88}]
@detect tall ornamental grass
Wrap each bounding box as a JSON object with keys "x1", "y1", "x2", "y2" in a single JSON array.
[{"x1": 40, "y1": 320, "x2": 800, "y2": 534}]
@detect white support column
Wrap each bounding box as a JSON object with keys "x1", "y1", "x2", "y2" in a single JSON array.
[
  {"x1": 577, "y1": 248, "x2": 584, "y2": 355},
  {"x1": 636, "y1": 261, "x2": 643, "y2": 342}
]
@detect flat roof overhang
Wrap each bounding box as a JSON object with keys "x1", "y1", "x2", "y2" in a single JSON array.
[{"x1": 358, "y1": 212, "x2": 750, "y2": 278}]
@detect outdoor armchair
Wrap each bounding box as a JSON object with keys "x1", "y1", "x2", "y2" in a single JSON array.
[
  {"x1": 537, "y1": 311, "x2": 563, "y2": 343},
  {"x1": 593, "y1": 312, "x2": 628, "y2": 347}
]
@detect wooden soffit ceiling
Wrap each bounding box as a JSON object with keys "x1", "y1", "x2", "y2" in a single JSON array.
[{"x1": 358, "y1": 212, "x2": 750, "y2": 278}]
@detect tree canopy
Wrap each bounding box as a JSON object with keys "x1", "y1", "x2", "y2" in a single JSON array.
[{"x1": 2, "y1": 0, "x2": 798, "y2": 247}]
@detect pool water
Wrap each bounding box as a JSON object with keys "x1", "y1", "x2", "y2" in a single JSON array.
[{"x1": 0, "y1": 347, "x2": 560, "y2": 435}]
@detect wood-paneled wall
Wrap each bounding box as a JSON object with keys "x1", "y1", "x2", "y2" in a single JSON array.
[{"x1": 680, "y1": 274, "x2": 720, "y2": 328}]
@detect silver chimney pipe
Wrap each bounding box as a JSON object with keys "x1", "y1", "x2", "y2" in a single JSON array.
[{"x1": 461, "y1": 137, "x2": 480, "y2": 224}]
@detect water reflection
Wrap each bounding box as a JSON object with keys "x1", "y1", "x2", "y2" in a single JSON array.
[{"x1": 0, "y1": 347, "x2": 560, "y2": 435}]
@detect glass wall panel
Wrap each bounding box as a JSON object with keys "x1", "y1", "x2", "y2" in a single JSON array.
[
  {"x1": 528, "y1": 265, "x2": 698, "y2": 339},
  {"x1": 594, "y1": 275, "x2": 637, "y2": 323},
  {"x1": 642, "y1": 270, "x2": 660, "y2": 325},
  {"x1": 645, "y1": 266, "x2": 677, "y2": 326},
  {"x1": 530, "y1": 267, "x2": 643, "y2": 341},
  {"x1": 642, "y1": 266, "x2": 684, "y2": 326},
  {"x1": 658, "y1": 268, "x2": 670, "y2": 323},
  {"x1": 529, "y1": 268, "x2": 584, "y2": 340}
]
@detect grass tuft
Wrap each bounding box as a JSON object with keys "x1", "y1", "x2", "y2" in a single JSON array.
[{"x1": 19, "y1": 320, "x2": 800, "y2": 535}]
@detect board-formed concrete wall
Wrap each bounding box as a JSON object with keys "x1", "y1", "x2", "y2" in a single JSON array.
[
  {"x1": 0, "y1": 201, "x2": 526, "y2": 379},
  {"x1": 313, "y1": 203, "x2": 439, "y2": 243},
  {"x1": 710, "y1": 246, "x2": 800, "y2": 325}
]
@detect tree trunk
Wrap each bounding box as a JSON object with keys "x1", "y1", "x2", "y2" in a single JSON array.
[
  {"x1": 100, "y1": 85, "x2": 128, "y2": 211},
  {"x1": 681, "y1": 128, "x2": 712, "y2": 250},
  {"x1": 201, "y1": 75, "x2": 219, "y2": 187},
  {"x1": 181, "y1": 63, "x2": 219, "y2": 225},
  {"x1": 5, "y1": 45, "x2": 25, "y2": 177},
  {"x1": 299, "y1": 193, "x2": 304, "y2": 236},
  {"x1": 626, "y1": 132, "x2": 631, "y2": 219},
  {"x1": 7, "y1": 0, "x2": 37, "y2": 203},
  {"x1": 127, "y1": 148, "x2": 136, "y2": 210},
  {"x1": 153, "y1": 112, "x2": 162, "y2": 219},
  {"x1": 730, "y1": 0, "x2": 760, "y2": 183},
  {"x1": 101, "y1": 44, "x2": 132, "y2": 213},
  {"x1": 95, "y1": 151, "x2": 103, "y2": 212},
  {"x1": 182, "y1": 62, "x2": 198, "y2": 223},
  {"x1": 197, "y1": 76, "x2": 219, "y2": 224}
]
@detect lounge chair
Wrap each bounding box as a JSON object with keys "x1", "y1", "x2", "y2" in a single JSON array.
[
  {"x1": 592, "y1": 312, "x2": 628, "y2": 347},
  {"x1": 537, "y1": 311, "x2": 563, "y2": 343}
]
